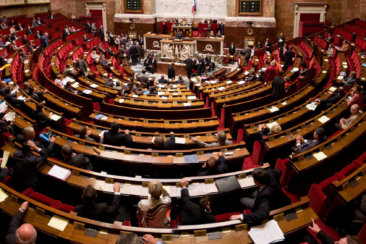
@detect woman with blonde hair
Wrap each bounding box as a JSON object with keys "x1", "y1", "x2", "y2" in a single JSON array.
[{"x1": 137, "y1": 180, "x2": 171, "y2": 228}]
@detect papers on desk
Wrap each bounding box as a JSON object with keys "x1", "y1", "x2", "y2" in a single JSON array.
[
  {"x1": 306, "y1": 102, "x2": 317, "y2": 111},
  {"x1": 268, "y1": 106, "x2": 279, "y2": 113},
  {"x1": 318, "y1": 115, "x2": 330, "y2": 124},
  {"x1": 83, "y1": 89, "x2": 92, "y2": 94},
  {"x1": 195, "y1": 83, "x2": 201, "y2": 87},
  {"x1": 95, "y1": 114, "x2": 107, "y2": 120},
  {"x1": 337, "y1": 75, "x2": 344, "y2": 80},
  {"x1": 210, "y1": 80, "x2": 217, "y2": 84},
  {"x1": 188, "y1": 96, "x2": 197, "y2": 100},
  {"x1": 266, "y1": 121, "x2": 279, "y2": 130},
  {"x1": 119, "y1": 99, "x2": 124, "y2": 103},
  {"x1": 17, "y1": 95, "x2": 26, "y2": 101},
  {"x1": 184, "y1": 154, "x2": 199, "y2": 163},
  {"x1": 244, "y1": 71, "x2": 250, "y2": 76},
  {"x1": 158, "y1": 92, "x2": 165, "y2": 95},
  {"x1": 24, "y1": 69, "x2": 30, "y2": 73},
  {"x1": 161, "y1": 96, "x2": 167, "y2": 100},
  {"x1": 173, "y1": 92, "x2": 179, "y2": 95},
  {"x1": 71, "y1": 82, "x2": 79, "y2": 88},
  {"x1": 313, "y1": 151, "x2": 327, "y2": 161},
  {"x1": 238, "y1": 80, "x2": 246, "y2": 85},
  {"x1": 0, "y1": 187, "x2": 9, "y2": 202},
  {"x1": 175, "y1": 137, "x2": 186, "y2": 144},
  {"x1": 238, "y1": 176, "x2": 255, "y2": 188},
  {"x1": 218, "y1": 87, "x2": 225, "y2": 91},
  {"x1": 183, "y1": 102, "x2": 191, "y2": 107},
  {"x1": 48, "y1": 165, "x2": 71, "y2": 181},
  {"x1": 172, "y1": 85, "x2": 178, "y2": 88},
  {"x1": 132, "y1": 94, "x2": 139, "y2": 98},
  {"x1": 51, "y1": 114, "x2": 62, "y2": 121},
  {"x1": 291, "y1": 67, "x2": 299, "y2": 72},
  {"x1": 0, "y1": 102, "x2": 7, "y2": 113},
  {"x1": 188, "y1": 183, "x2": 202, "y2": 196},
  {"x1": 226, "y1": 80, "x2": 233, "y2": 84},
  {"x1": 329, "y1": 86, "x2": 337, "y2": 92},
  {"x1": 90, "y1": 83, "x2": 99, "y2": 88},
  {"x1": 3, "y1": 112, "x2": 15, "y2": 122},
  {"x1": 48, "y1": 215, "x2": 69, "y2": 232},
  {"x1": 281, "y1": 101, "x2": 287, "y2": 105},
  {"x1": 205, "y1": 183, "x2": 218, "y2": 194},
  {"x1": 248, "y1": 219, "x2": 285, "y2": 244},
  {"x1": 1, "y1": 151, "x2": 9, "y2": 168}
]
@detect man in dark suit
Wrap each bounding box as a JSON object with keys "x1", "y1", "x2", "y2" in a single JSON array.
[
  {"x1": 61, "y1": 144, "x2": 93, "y2": 170},
  {"x1": 4, "y1": 201, "x2": 37, "y2": 244},
  {"x1": 158, "y1": 75, "x2": 168, "y2": 84},
  {"x1": 278, "y1": 33, "x2": 285, "y2": 60},
  {"x1": 179, "y1": 178, "x2": 215, "y2": 225},
  {"x1": 101, "y1": 122, "x2": 133, "y2": 147},
  {"x1": 98, "y1": 25, "x2": 104, "y2": 41},
  {"x1": 185, "y1": 56, "x2": 193, "y2": 78},
  {"x1": 229, "y1": 42, "x2": 236, "y2": 56},
  {"x1": 40, "y1": 32, "x2": 48, "y2": 49},
  {"x1": 25, "y1": 26, "x2": 32, "y2": 35},
  {"x1": 78, "y1": 58, "x2": 88, "y2": 76},
  {"x1": 293, "y1": 127, "x2": 325, "y2": 154},
  {"x1": 137, "y1": 70, "x2": 149, "y2": 88},
  {"x1": 217, "y1": 21, "x2": 225, "y2": 35},
  {"x1": 130, "y1": 42, "x2": 138, "y2": 65},
  {"x1": 315, "y1": 86, "x2": 345, "y2": 111},
  {"x1": 230, "y1": 167, "x2": 290, "y2": 226},
  {"x1": 271, "y1": 71, "x2": 285, "y2": 100},
  {"x1": 75, "y1": 183, "x2": 129, "y2": 223},
  {"x1": 32, "y1": 101, "x2": 53, "y2": 130},
  {"x1": 85, "y1": 21, "x2": 91, "y2": 33},
  {"x1": 162, "y1": 21, "x2": 167, "y2": 34},
  {"x1": 0, "y1": 167, "x2": 9, "y2": 181},
  {"x1": 283, "y1": 45, "x2": 295, "y2": 72},
  {"x1": 241, "y1": 45, "x2": 252, "y2": 66},
  {"x1": 34, "y1": 31, "x2": 40, "y2": 39},
  {"x1": 197, "y1": 152, "x2": 227, "y2": 176},
  {"x1": 168, "y1": 63, "x2": 175, "y2": 79},
  {"x1": 264, "y1": 38, "x2": 271, "y2": 52},
  {"x1": 150, "y1": 56, "x2": 157, "y2": 73},
  {"x1": 153, "y1": 132, "x2": 175, "y2": 149}
]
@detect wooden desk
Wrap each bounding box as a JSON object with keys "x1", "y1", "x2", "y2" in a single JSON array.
[
  {"x1": 157, "y1": 62, "x2": 187, "y2": 76},
  {"x1": 172, "y1": 25, "x2": 192, "y2": 37}
]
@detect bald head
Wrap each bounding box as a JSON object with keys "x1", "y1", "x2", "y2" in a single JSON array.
[
  {"x1": 350, "y1": 104, "x2": 360, "y2": 115},
  {"x1": 23, "y1": 127, "x2": 35, "y2": 140},
  {"x1": 16, "y1": 223, "x2": 37, "y2": 244}
]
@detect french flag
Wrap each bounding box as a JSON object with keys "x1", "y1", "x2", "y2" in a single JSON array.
[{"x1": 192, "y1": 0, "x2": 197, "y2": 13}]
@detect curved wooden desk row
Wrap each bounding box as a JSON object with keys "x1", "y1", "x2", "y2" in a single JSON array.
[
  {"x1": 263, "y1": 97, "x2": 349, "y2": 152},
  {"x1": 89, "y1": 112, "x2": 219, "y2": 133},
  {"x1": 111, "y1": 97, "x2": 205, "y2": 110},
  {"x1": 243, "y1": 85, "x2": 335, "y2": 140},
  {"x1": 67, "y1": 119, "x2": 232, "y2": 148},
  {"x1": 291, "y1": 113, "x2": 366, "y2": 173},
  {"x1": 0, "y1": 183, "x2": 317, "y2": 243},
  {"x1": 230, "y1": 85, "x2": 315, "y2": 134},
  {"x1": 43, "y1": 129, "x2": 249, "y2": 165},
  {"x1": 205, "y1": 81, "x2": 263, "y2": 100}
]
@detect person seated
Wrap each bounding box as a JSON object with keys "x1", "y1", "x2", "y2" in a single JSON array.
[
  {"x1": 101, "y1": 122, "x2": 133, "y2": 147},
  {"x1": 11, "y1": 140, "x2": 48, "y2": 191},
  {"x1": 100, "y1": 55, "x2": 109, "y2": 68},
  {"x1": 64, "y1": 82, "x2": 79, "y2": 95},
  {"x1": 326, "y1": 44, "x2": 335, "y2": 58},
  {"x1": 336, "y1": 40, "x2": 350, "y2": 53},
  {"x1": 293, "y1": 127, "x2": 326, "y2": 154},
  {"x1": 16, "y1": 126, "x2": 55, "y2": 156},
  {"x1": 61, "y1": 144, "x2": 93, "y2": 170},
  {"x1": 153, "y1": 132, "x2": 175, "y2": 150},
  {"x1": 347, "y1": 86, "x2": 364, "y2": 110},
  {"x1": 158, "y1": 75, "x2": 168, "y2": 84},
  {"x1": 175, "y1": 75, "x2": 185, "y2": 84},
  {"x1": 179, "y1": 178, "x2": 215, "y2": 225},
  {"x1": 137, "y1": 180, "x2": 171, "y2": 228},
  {"x1": 104, "y1": 73, "x2": 115, "y2": 87},
  {"x1": 304, "y1": 218, "x2": 362, "y2": 244},
  {"x1": 230, "y1": 167, "x2": 290, "y2": 226},
  {"x1": 63, "y1": 64, "x2": 76, "y2": 78},
  {"x1": 91, "y1": 50, "x2": 100, "y2": 63},
  {"x1": 32, "y1": 101, "x2": 53, "y2": 130},
  {"x1": 168, "y1": 63, "x2": 175, "y2": 79},
  {"x1": 4, "y1": 86, "x2": 29, "y2": 109},
  {"x1": 131, "y1": 81, "x2": 145, "y2": 95},
  {"x1": 192, "y1": 131, "x2": 232, "y2": 148},
  {"x1": 315, "y1": 86, "x2": 345, "y2": 111},
  {"x1": 23, "y1": 82, "x2": 46, "y2": 102},
  {"x1": 4, "y1": 201, "x2": 38, "y2": 244},
  {"x1": 337, "y1": 104, "x2": 361, "y2": 130},
  {"x1": 75, "y1": 183, "x2": 129, "y2": 223},
  {"x1": 246, "y1": 71, "x2": 257, "y2": 82},
  {"x1": 74, "y1": 125, "x2": 96, "y2": 142},
  {"x1": 197, "y1": 152, "x2": 227, "y2": 176},
  {"x1": 0, "y1": 166, "x2": 10, "y2": 182},
  {"x1": 137, "y1": 70, "x2": 149, "y2": 88},
  {"x1": 97, "y1": 43, "x2": 106, "y2": 55},
  {"x1": 343, "y1": 71, "x2": 357, "y2": 88},
  {"x1": 258, "y1": 123, "x2": 282, "y2": 137}
]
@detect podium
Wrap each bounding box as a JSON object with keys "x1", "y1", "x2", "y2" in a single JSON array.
[{"x1": 172, "y1": 25, "x2": 192, "y2": 37}]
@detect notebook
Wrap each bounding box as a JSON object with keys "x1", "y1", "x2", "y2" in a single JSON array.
[{"x1": 215, "y1": 176, "x2": 241, "y2": 194}]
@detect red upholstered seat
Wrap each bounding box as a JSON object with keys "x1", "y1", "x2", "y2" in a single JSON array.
[
  {"x1": 334, "y1": 161, "x2": 362, "y2": 179},
  {"x1": 242, "y1": 140, "x2": 265, "y2": 170},
  {"x1": 57, "y1": 203, "x2": 75, "y2": 212},
  {"x1": 275, "y1": 158, "x2": 290, "y2": 186},
  {"x1": 358, "y1": 224, "x2": 366, "y2": 243},
  {"x1": 28, "y1": 191, "x2": 55, "y2": 206},
  {"x1": 215, "y1": 212, "x2": 241, "y2": 222},
  {"x1": 308, "y1": 176, "x2": 338, "y2": 214}
]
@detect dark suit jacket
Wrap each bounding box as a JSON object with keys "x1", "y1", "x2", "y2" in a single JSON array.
[
  {"x1": 293, "y1": 139, "x2": 319, "y2": 154},
  {"x1": 0, "y1": 167, "x2": 9, "y2": 182},
  {"x1": 158, "y1": 78, "x2": 168, "y2": 84},
  {"x1": 11, "y1": 150, "x2": 46, "y2": 191},
  {"x1": 75, "y1": 194, "x2": 121, "y2": 223},
  {"x1": 4, "y1": 211, "x2": 24, "y2": 244},
  {"x1": 179, "y1": 188, "x2": 215, "y2": 225},
  {"x1": 265, "y1": 41, "x2": 272, "y2": 52},
  {"x1": 33, "y1": 109, "x2": 52, "y2": 129},
  {"x1": 316, "y1": 230, "x2": 334, "y2": 244},
  {"x1": 64, "y1": 154, "x2": 93, "y2": 170},
  {"x1": 243, "y1": 168, "x2": 290, "y2": 226},
  {"x1": 197, "y1": 156, "x2": 227, "y2": 176},
  {"x1": 271, "y1": 76, "x2": 285, "y2": 99},
  {"x1": 130, "y1": 45, "x2": 138, "y2": 57},
  {"x1": 168, "y1": 66, "x2": 175, "y2": 79},
  {"x1": 185, "y1": 58, "x2": 192, "y2": 71},
  {"x1": 284, "y1": 50, "x2": 294, "y2": 65},
  {"x1": 78, "y1": 59, "x2": 88, "y2": 74},
  {"x1": 40, "y1": 35, "x2": 48, "y2": 48},
  {"x1": 5, "y1": 94, "x2": 25, "y2": 109},
  {"x1": 153, "y1": 134, "x2": 175, "y2": 150},
  {"x1": 103, "y1": 131, "x2": 133, "y2": 147},
  {"x1": 229, "y1": 45, "x2": 236, "y2": 55}
]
